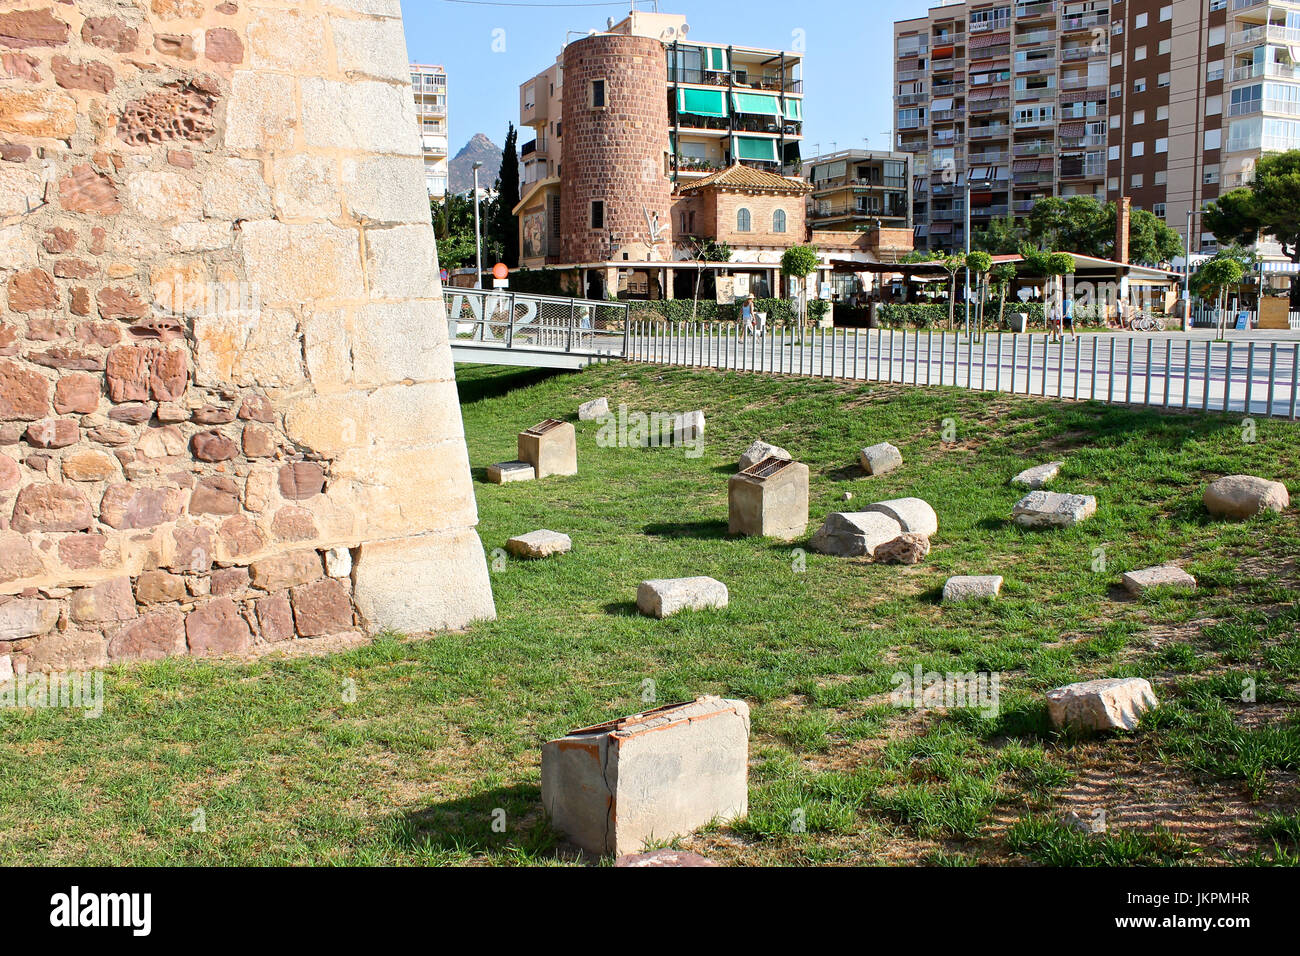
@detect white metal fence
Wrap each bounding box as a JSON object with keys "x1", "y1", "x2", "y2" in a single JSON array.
[
  {"x1": 627, "y1": 321, "x2": 1300, "y2": 420},
  {"x1": 1187, "y1": 302, "x2": 1300, "y2": 331}
]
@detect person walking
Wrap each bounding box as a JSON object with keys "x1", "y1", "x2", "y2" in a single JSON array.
[
  {"x1": 1048, "y1": 294, "x2": 1063, "y2": 343},
  {"x1": 1062, "y1": 291, "x2": 1076, "y2": 341}
]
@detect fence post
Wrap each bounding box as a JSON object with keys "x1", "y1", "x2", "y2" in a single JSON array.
[
  {"x1": 1203, "y1": 341, "x2": 1212, "y2": 412},
  {"x1": 1011, "y1": 334, "x2": 1018, "y2": 394},
  {"x1": 1267, "y1": 343, "x2": 1278, "y2": 418},
  {"x1": 1224, "y1": 342, "x2": 1234, "y2": 413},
  {"x1": 1291, "y1": 345, "x2": 1299, "y2": 420},
  {"x1": 996, "y1": 334, "x2": 1004, "y2": 393},
  {"x1": 567, "y1": 298, "x2": 575, "y2": 352},
  {"x1": 1125, "y1": 338, "x2": 1134, "y2": 405},
  {"x1": 1182, "y1": 339, "x2": 1191, "y2": 409},
  {"x1": 1245, "y1": 342, "x2": 1255, "y2": 416},
  {"x1": 1090, "y1": 336, "x2": 1098, "y2": 400}
]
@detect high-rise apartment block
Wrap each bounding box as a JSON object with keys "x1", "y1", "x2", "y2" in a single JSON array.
[
  {"x1": 806, "y1": 150, "x2": 914, "y2": 232},
  {"x1": 895, "y1": 0, "x2": 1294, "y2": 265},
  {"x1": 411, "y1": 63, "x2": 449, "y2": 199}
]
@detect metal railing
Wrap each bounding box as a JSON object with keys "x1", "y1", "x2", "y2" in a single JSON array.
[
  {"x1": 626, "y1": 322, "x2": 1300, "y2": 419},
  {"x1": 444, "y1": 288, "x2": 630, "y2": 359}
]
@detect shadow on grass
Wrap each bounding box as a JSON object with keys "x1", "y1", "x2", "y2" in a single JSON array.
[
  {"x1": 643, "y1": 519, "x2": 731, "y2": 539},
  {"x1": 455, "y1": 365, "x2": 573, "y2": 404},
  {"x1": 394, "y1": 783, "x2": 566, "y2": 860}
]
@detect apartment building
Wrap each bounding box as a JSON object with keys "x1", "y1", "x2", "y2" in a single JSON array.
[
  {"x1": 411, "y1": 63, "x2": 449, "y2": 199},
  {"x1": 806, "y1": 150, "x2": 913, "y2": 232},
  {"x1": 894, "y1": 0, "x2": 1279, "y2": 263}
]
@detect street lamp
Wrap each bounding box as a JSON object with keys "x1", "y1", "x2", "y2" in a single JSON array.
[{"x1": 472, "y1": 161, "x2": 483, "y2": 290}]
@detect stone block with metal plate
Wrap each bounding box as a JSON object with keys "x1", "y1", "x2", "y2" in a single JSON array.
[
  {"x1": 728, "y1": 456, "x2": 809, "y2": 540},
  {"x1": 517, "y1": 419, "x2": 577, "y2": 478},
  {"x1": 541, "y1": 696, "x2": 750, "y2": 857}
]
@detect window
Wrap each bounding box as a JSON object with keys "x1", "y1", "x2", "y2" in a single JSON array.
[
  {"x1": 773, "y1": 209, "x2": 787, "y2": 233},
  {"x1": 1158, "y1": 39, "x2": 1170, "y2": 55},
  {"x1": 1134, "y1": 45, "x2": 1147, "y2": 62},
  {"x1": 1108, "y1": 176, "x2": 1120, "y2": 191},
  {"x1": 1135, "y1": 12, "x2": 1148, "y2": 28},
  {"x1": 1110, "y1": 114, "x2": 1121, "y2": 129},
  {"x1": 1157, "y1": 105, "x2": 1169, "y2": 121},
  {"x1": 1160, "y1": 5, "x2": 1172, "y2": 22},
  {"x1": 590, "y1": 200, "x2": 604, "y2": 229},
  {"x1": 1155, "y1": 137, "x2": 1168, "y2": 153},
  {"x1": 1205, "y1": 128, "x2": 1222, "y2": 151},
  {"x1": 1133, "y1": 109, "x2": 1145, "y2": 125},
  {"x1": 1208, "y1": 25, "x2": 1225, "y2": 47},
  {"x1": 1206, "y1": 60, "x2": 1223, "y2": 82},
  {"x1": 1204, "y1": 164, "x2": 1220, "y2": 185},
  {"x1": 1134, "y1": 78, "x2": 1147, "y2": 93},
  {"x1": 1111, "y1": 52, "x2": 1122, "y2": 67},
  {"x1": 737, "y1": 207, "x2": 752, "y2": 232},
  {"x1": 1158, "y1": 72, "x2": 1170, "y2": 87},
  {"x1": 1108, "y1": 145, "x2": 1120, "y2": 160},
  {"x1": 1132, "y1": 140, "x2": 1145, "y2": 157},
  {"x1": 1154, "y1": 170, "x2": 1167, "y2": 186},
  {"x1": 590, "y1": 79, "x2": 606, "y2": 108},
  {"x1": 1154, "y1": 203, "x2": 1166, "y2": 219},
  {"x1": 1110, "y1": 83, "x2": 1122, "y2": 98},
  {"x1": 1132, "y1": 173, "x2": 1144, "y2": 187}
]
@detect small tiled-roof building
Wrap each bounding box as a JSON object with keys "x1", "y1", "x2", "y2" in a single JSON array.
[{"x1": 671, "y1": 163, "x2": 812, "y2": 249}]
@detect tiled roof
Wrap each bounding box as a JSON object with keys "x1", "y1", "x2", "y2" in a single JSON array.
[{"x1": 677, "y1": 163, "x2": 812, "y2": 195}]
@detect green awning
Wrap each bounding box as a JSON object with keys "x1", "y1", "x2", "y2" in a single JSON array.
[
  {"x1": 708, "y1": 47, "x2": 728, "y2": 72},
  {"x1": 733, "y1": 136, "x2": 779, "y2": 162},
  {"x1": 732, "y1": 91, "x2": 782, "y2": 116},
  {"x1": 785, "y1": 98, "x2": 802, "y2": 120},
  {"x1": 677, "y1": 87, "x2": 727, "y2": 117}
]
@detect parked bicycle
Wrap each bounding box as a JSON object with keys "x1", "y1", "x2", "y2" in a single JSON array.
[{"x1": 1128, "y1": 310, "x2": 1165, "y2": 333}]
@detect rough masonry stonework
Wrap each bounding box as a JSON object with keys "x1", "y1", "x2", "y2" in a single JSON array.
[{"x1": 0, "y1": 0, "x2": 494, "y2": 674}]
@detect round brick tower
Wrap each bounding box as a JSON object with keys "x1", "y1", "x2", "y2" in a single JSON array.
[{"x1": 560, "y1": 32, "x2": 673, "y2": 266}]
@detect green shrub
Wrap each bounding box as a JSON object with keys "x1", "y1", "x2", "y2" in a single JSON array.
[
  {"x1": 876, "y1": 304, "x2": 947, "y2": 328},
  {"x1": 624, "y1": 297, "x2": 796, "y2": 325}
]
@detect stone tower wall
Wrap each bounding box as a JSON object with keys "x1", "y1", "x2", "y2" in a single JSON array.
[
  {"x1": 559, "y1": 33, "x2": 672, "y2": 264},
  {"x1": 0, "y1": 0, "x2": 494, "y2": 674}
]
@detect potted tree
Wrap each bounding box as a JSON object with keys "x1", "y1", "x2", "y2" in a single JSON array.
[{"x1": 781, "y1": 244, "x2": 820, "y2": 327}]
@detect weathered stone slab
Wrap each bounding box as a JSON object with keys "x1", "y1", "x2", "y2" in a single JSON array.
[
  {"x1": 942, "y1": 575, "x2": 1003, "y2": 603},
  {"x1": 541, "y1": 696, "x2": 749, "y2": 856},
  {"x1": 487, "y1": 460, "x2": 535, "y2": 484},
  {"x1": 1204, "y1": 475, "x2": 1289, "y2": 519},
  {"x1": 809, "y1": 511, "x2": 903, "y2": 558},
  {"x1": 0, "y1": 598, "x2": 60, "y2": 641},
  {"x1": 863, "y1": 497, "x2": 938, "y2": 537},
  {"x1": 352, "y1": 531, "x2": 496, "y2": 633},
  {"x1": 1121, "y1": 565, "x2": 1197, "y2": 596},
  {"x1": 738, "y1": 439, "x2": 790, "y2": 472},
  {"x1": 518, "y1": 419, "x2": 576, "y2": 479},
  {"x1": 636, "y1": 576, "x2": 728, "y2": 618},
  {"x1": 859, "y1": 442, "x2": 902, "y2": 476},
  {"x1": 506, "y1": 529, "x2": 571, "y2": 559},
  {"x1": 875, "y1": 532, "x2": 930, "y2": 565},
  {"x1": 1046, "y1": 677, "x2": 1158, "y2": 732},
  {"x1": 1012, "y1": 490, "x2": 1096, "y2": 528},
  {"x1": 577, "y1": 396, "x2": 609, "y2": 421},
  {"x1": 728, "y1": 458, "x2": 808, "y2": 540},
  {"x1": 1012, "y1": 461, "x2": 1063, "y2": 489}
]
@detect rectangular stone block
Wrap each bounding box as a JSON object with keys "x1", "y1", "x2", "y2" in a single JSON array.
[
  {"x1": 352, "y1": 529, "x2": 496, "y2": 633},
  {"x1": 487, "y1": 461, "x2": 535, "y2": 483},
  {"x1": 364, "y1": 224, "x2": 438, "y2": 300},
  {"x1": 518, "y1": 419, "x2": 576, "y2": 478},
  {"x1": 636, "y1": 576, "x2": 728, "y2": 618},
  {"x1": 728, "y1": 457, "x2": 808, "y2": 540},
  {"x1": 301, "y1": 77, "x2": 420, "y2": 156},
  {"x1": 331, "y1": 16, "x2": 410, "y2": 81},
  {"x1": 541, "y1": 696, "x2": 750, "y2": 857}
]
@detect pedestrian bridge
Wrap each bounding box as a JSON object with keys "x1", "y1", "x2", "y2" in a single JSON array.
[{"x1": 445, "y1": 288, "x2": 631, "y2": 370}]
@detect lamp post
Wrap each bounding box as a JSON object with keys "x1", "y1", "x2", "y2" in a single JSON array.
[
  {"x1": 472, "y1": 161, "x2": 483, "y2": 290},
  {"x1": 1183, "y1": 208, "x2": 1193, "y2": 306}
]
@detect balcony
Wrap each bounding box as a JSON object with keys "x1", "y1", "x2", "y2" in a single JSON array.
[
  {"x1": 968, "y1": 44, "x2": 1012, "y2": 61},
  {"x1": 897, "y1": 68, "x2": 927, "y2": 82},
  {"x1": 1016, "y1": 29, "x2": 1056, "y2": 47},
  {"x1": 969, "y1": 123, "x2": 1011, "y2": 138},
  {"x1": 971, "y1": 16, "x2": 1012, "y2": 33},
  {"x1": 1060, "y1": 11, "x2": 1108, "y2": 33},
  {"x1": 667, "y1": 67, "x2": 802, "y2": 93},
  {"x1": 1013, "y1": 140, "x2": 1054, "y2": 156},
  {"x1": 970, "y1": 203, "x2": 1010, "y2": 218},
  {"x1": 1016, "y1": 85, "x2": 1058, "y2": 100},
  {"x1": 896, "y1": 92, "x2": 928, "y2": 106},
  {"x1": 1062, "y1": 45, "x2": 1106, "y2": 62},
  {"x1": 1014, "y1": 170, "x2": 1055, "y2": 185},
  {"x1": 1060, "y1": 103, "x2": 1107, "y2": 119},
  {"x1": 1231, "y1": 24, "x2": 1300, "y2": 48},
  {"x1": 931, "y1": 109, "x2": 960, "y2": 122},
  {"x1": 970, "y1": 96, "x2": 1012, "y2": 113},
  {"x1": 1230, "y1": 61, "x2": 1300, "y2": 82},
  {"x1": 931, "y1": 57, "x2": 966, "y2": 72},
  {"x1": 1060, "y1": 161, "x2": 1106, "y2": 179},
  {"x1": 1015, "y1": 1, "x2": 1056, "y2": 19},
  {"x1": 1013, "y1": 199, "x2": 1038, "y2": 213},
  {"x1": 521, "y1": 140, "x2": 537, "y2": 157},
  {"x1": 968, "y1": 149, "x2": 1010, "y2": 163}
]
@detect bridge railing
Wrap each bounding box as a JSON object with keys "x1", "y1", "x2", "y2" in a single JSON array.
[{"x1": 444, "y1": 288, "x2": 631, "y2": 359}]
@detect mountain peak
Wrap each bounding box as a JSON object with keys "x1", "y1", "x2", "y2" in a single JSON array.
[{"x1": 448, "y1": 133, "x2": 505, "y2": 194}]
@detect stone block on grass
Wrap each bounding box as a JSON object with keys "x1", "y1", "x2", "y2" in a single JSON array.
[
  {"x1": 1012, "y1": 490, "x2": 1096, "y2": 528},
  {"x1": 809, "y1": 511, "x2": 902, "y2": 558},
  {"x1": 671, "y1": 409, "x2": 705, "y2": 446},
  {"x1": 541, "y1": 696, "x2": 749, "y2": 857},
  {"x1": 875, "y1": 532, "x2": 931, "y2": 565},
  {"x1": 636, "y1": 576, "x2": 728, "y2": 618},
  {"x1": 859, "y1": 442, "x2": 902, "y2": 476},
  {"x1": 1204, "y1": 475, "x2": 1289, "y2": 519},
  {"x1": 1011, "y1": 461, "x2": 1063, "y2": 489},
  {"x1": 487, "y1": 460, "x2": 535, "y2": 484},
  {"x1": 518, "y1": 419, "x2": 576, "y2": 478},
  {"x1": 863, "y1": 497, "x2": 938, "y2": 537},
  {"x1": 943, "y1": 575, "x2": 1003, "y2": 603},
  {"x1": 577, "y1": 396, "x2": 609, "y2": 421},
  {"x1": 506, "y1": 529, "x2": 571, "y2": 559},
  {"x1": 728, "y1": 457, "x2": 808, "y2": 540},
  {"x1": 1046, "y1": 677, "x2": 1157, "y2": 732},
  {"x1": 1121, "y1": 565, "x2": 1196, "y2": 596}
]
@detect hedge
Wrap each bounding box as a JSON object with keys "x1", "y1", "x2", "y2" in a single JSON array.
[{"x1": 623, "y1": 297, "x2": 797, "y2": 325}]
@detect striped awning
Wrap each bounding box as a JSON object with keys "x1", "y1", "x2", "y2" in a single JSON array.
[{"x1": 970, "y1": 31, "x2": 1010, "y2": 49}]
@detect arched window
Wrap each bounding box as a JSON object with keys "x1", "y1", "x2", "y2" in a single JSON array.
[
  {"x1": 773, "y1": 209, "x2": 787, "y2": 233},
  {"x1": 737, "y1": 207, "x2": 752, "y2": 232}
]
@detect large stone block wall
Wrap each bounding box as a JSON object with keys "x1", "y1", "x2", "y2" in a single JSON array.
[
  {"x1": 0, "y1": 0, "x2": 495, "y2": 673},
  {"x1": 559, "y1": 33, "x2": 672, "y2": 265}
]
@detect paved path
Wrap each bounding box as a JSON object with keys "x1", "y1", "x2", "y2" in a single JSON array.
[{"x1": 627, "y1": 327, "x2": 1300, "y2": 419}]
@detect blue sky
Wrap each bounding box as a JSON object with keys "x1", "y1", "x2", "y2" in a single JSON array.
[{"x1": 400, "y1": 0, "x2": 937, "y2": 160}]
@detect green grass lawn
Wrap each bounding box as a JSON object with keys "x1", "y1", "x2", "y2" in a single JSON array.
[{"x1": 2, "y1": 362, "x2": 1298, "y2": 866}]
